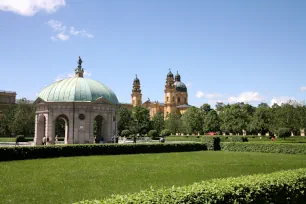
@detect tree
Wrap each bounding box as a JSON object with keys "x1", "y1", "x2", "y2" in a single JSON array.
[
  {"x1": 117, "y1": 107, "x2": 132, "y2": 135},
  {"x1": 151, "y1": 113, "x2": 165, "y2": 134},
  {"x1": 148, "y1": 130, "x2": 158, "y2": 139},
  {"x1": 200, "y1": 103, "x2": 211, "y2": 115},
  {"x1": 219, "y1": 103, "x2": 250, "y2": 135},
  {"x1": 203, "y1": 110, "x2": 220, "y2": 133},
  {"x1": 130, "y1": 106, "x2": 150, "y2": 137},
  {"x1": 165, "y1": 113, "x2": 181, "y2": 135},
  {"x1": 278, "y1": 128, "x2": 291, "y2": 139},
  {"x1": 248, "y1": 106, "x2": 272, "y2": 135},
  {"x1": 180, "y1": 106, "x2": 203, "y2": 134},
  {"x1": 0, "y1": 98, "x2": 35, "y2": 137}
]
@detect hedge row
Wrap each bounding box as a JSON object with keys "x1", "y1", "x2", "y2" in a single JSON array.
[
  {"x1": 76, "y1": 168, "x2": 306, "y2": 204},
  {"x1": 0, "y1": 143, "x2": 208, "y2": 161},
  {"x1": 221, "y1": 142, "x2": 306, "y2": 154}
]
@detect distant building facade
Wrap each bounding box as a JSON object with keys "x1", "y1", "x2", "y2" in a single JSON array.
[{"x1": 122, "y1": 70, "x2": 190, "y2": 118}]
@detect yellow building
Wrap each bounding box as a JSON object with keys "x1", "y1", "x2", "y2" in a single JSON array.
[{"x1": 122, "y1": 70, "x2": 190, "y2": 118}]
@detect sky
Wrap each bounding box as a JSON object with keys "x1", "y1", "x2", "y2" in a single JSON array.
[{"x1": 0, "y1": 0, "x2": 306, "y2": 108}]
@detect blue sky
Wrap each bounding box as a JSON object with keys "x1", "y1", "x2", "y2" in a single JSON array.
[{"x1": 0, "y1": 0, "x2": 306, "y2": 108}]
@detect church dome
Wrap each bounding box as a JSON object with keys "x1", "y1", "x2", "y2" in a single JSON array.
[
  {"x1": 37, "y1": 77, "x2": 119, "y2": 104},
  {"x1": 167, "y1": 70, "x2": 173, "y2": 78},
  {"x1": 174, "y1": 81, "x2": 187, "y2": 92}
]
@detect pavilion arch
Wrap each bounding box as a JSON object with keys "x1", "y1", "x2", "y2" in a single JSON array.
[
  {"x1": 54, "y1": 114, "x2": 69, "y2": 144},
  {"x1": 35, "y1": 114, "x2": 46, "y2": 145},
  {"x1": 94, "y1": 115, "x2": 103, "y2": 143}
]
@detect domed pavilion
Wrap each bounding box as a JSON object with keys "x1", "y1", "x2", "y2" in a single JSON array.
[{"x1": 34, "y1": 57, "x2": 119, "y2": 145}]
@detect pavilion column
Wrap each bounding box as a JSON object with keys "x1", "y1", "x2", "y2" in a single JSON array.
[{"x1": 34, "y1": 114, "x2": 39, "y2": 145}]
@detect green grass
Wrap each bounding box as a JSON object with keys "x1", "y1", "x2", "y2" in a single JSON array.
[{"x1": 1, "y1": 151, "x2": 306, "y2": 204}]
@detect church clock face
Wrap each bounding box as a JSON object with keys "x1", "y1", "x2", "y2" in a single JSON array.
[{"x1": 79, "y1": 114, "x2": 85, "y2": 120}]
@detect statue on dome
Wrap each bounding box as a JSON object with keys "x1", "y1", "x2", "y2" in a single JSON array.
[{"x1": 78, "y1": 56, "x2": 83, "y2": 66}]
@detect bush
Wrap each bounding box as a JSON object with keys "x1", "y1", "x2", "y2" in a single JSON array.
[
  {"x1": 278, "y1": 128, "x2": 291, "y2": 139},
  {"x1": 221, "y1": 143, "x2": 306, "y2": 154},
  {"x1": 15, "y1": 135, "x2": 26, "y2": 143},
  {"x1": 231, "y1": 136, "x2": 248, "y2": 142},
  {"x1": 148, "y1": 130, "x2": 158, "y2": 138},
  {"x1": 121, "y1": 130, "x2": 131, "y2": 137},
  {"x1": 0, "y1": 143, "x2": 208, "y2": 161},
  {"x1": 160, "y1": 129, "x2": 171, "y2": 137},
  {"x1": 203, "y1": 136, "x2": 221, "y2": 151},
  {"x1": 76, "y1": 168, "x2": 306, "y2": 204}
]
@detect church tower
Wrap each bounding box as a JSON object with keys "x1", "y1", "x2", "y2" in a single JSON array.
[
  {"x1": 164, "y1": 69, "x2": 177, "y2": 117},
  {"x1": 131, "y1": 75, "x2": 142, "y2": 107}
]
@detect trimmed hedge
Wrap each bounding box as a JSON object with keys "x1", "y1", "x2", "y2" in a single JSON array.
[
  {"x1": 221, "y1": 142, "x2": 306, "y2": 154},
  {"x1": 76, "y1": 168, "x2": 306, "y2": 204},
  {"x1": 0, "y1": 143, "x2": 208, "y2": 161}
]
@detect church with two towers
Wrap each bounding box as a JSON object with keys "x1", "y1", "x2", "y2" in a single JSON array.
[{"x1": 121, "y1": 70, "x2": 191, "y2": 118}]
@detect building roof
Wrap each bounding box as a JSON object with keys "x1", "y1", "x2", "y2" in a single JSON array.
[
  {"x1": 37, "y1": 77, "x2": 119, "y2": 104},
  {"x1": 177, "y1": 104, "x2": 191, "y2": 108},
  {"x1": 174, "y1": 81, "x2": 187, "y2": 92}
]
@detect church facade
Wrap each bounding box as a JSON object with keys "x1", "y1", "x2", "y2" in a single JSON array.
[{"x1": 121, "y1": 70, "x2": 191, "y2": 118}]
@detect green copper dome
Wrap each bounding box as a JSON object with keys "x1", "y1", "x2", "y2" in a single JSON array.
[
  {"x1": 174, "y1": 81, "x2": 187, "y2": 92},
  {"x1": 37, "y1": 77, "x2": 119, "y2": 104}
]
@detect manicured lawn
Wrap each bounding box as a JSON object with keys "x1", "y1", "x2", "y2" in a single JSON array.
[{"x1": 0, "y1": 151, "x2": 306, "y2": 204}]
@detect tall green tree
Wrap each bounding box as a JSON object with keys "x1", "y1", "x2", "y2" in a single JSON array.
[
  {"x1": 117, "y1": 107, "x2": 132, "y2": 135},
  {"x1": 0, "y1": 98, "x2": 35, "y2": 137},
  {"x1": 151, "y1": 113, "x2": 165, "y2": 134},
  {"x1": 130, "y1": 106, "x2": 150, "y2": 136},
  {"x1": 203, "y1": 109, "x2": 220, "y2": 133},
  {"x1": 165, "y1": 113, "x2": 181, "y2": 135},
  {"x1": 180, "y1": 106, "x2": 203, "y2": 134},
  {"x1": 248, "y1": 106, "x2": 272, "y2": 135}
]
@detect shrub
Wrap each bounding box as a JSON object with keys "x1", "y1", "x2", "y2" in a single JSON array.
[
  {"x1": 221, "y1": 143, "x2": 306, "y2": 154},
  {"x1": 231, "y1": 136, "x2": 248, "y2": 142},
  {"x1": 76, "y1": 168, "x2": 306, "y2": 204},
  {"x1": 160, "y1": 129, "x2": 171, "y2": 137},
  {"x1": 278, "y1": 128, "x2": 291, "y2": 139},
  {"x1": 148, "y1": 130, "x2": 158, "y2": 138},
  {"x1": 15, "y1": 135, "x2": 26, "y2": 143},
  {"x1": 0, "y1": 143, "x2": 208, "y2": 161},
  {"x1": 203, "y1": 136, "x2": 221, "y2": 151},
  {"x1": 121, "y1": 130, "x2": 131, "y2": 137}
]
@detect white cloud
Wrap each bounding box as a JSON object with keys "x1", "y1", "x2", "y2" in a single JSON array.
[
  {"x1": 228, "y1": 92, "x2": 263, "y2": 103},
  {"x1": 300, "y1": 86, "x2": 306, "y2": 92},
  {"x1": 70, "y1": 27, "x2": 94, "y2": 38},
  {"x1": 0, "y1": 0, "x2": 65, "y2": 16},
  {"x1": 47, "y1": 19, "x2": 66, "y2": 32},
  {"x1": 270, "y1": 96, "x2": 295, "y2": 106},
  {"x1": 57, "y1": 33, "x2": 69, "y2": 41},
  {"x1": 196, "y1": 91, "x2": 222, "y2": 100},
  {"x1": 47, "y1": 19, "x2": 94, "y2": 41}
]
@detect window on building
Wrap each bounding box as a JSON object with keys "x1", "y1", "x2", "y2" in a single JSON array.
[
  {"x1": 172, "y1": 97, "x2": 174, "y2": 102},
  {"x1": 167, "y1": 97, "x2": 169, "y2": 102},
  {"x1": 185, "y1": 98, "x2": 187, "y2": 103},
  {"x1": 178, "y1": 97, "x2": 180, "y2": 103},
  {"x1": 138, "y1": 100, "x2": 140, "y2": 105}
]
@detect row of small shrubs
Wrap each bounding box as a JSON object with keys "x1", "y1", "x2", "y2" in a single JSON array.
[
  {"x1": 121, "y1": 129, "x2": 172, "y2": 138},
  {"x1": 76, "y1": 168, "x2": 306, "y2": 204},
  {"x1": 221, "y1": 142, "x2": 306, "y2": 154},
  {"x1": 0, "y1": 143, "x2": 208, "y2": 161}
]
